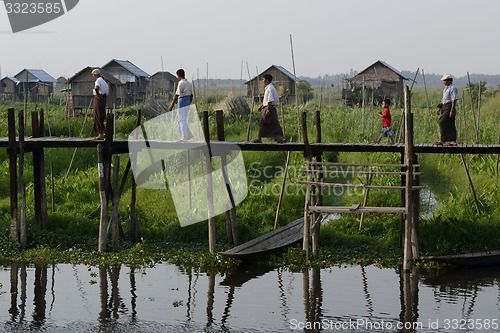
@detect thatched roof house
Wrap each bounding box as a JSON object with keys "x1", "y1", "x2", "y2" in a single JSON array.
[
  {"x1": 102, "y1": 59, "x2": 150, "y2": 105},
  {"x1": 245, "y1": 65, "x2": 297, "y2": 100},
  {"x1": 150, "y1": 71, "x2": 178, "y2": 97},
  {"x1": 67, "y1": 66, "x2": 121, "y2": 111},
  {"x1": 14, "y1": 69, "x2": 57, "y2": 102},
  {"x1": 343, "y1": 60, "x2": 410, "y2": 106}
]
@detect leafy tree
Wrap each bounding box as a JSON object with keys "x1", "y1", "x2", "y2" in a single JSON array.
[{"x1": 297, "y1": 81, "x2": 314, "y2": 104}]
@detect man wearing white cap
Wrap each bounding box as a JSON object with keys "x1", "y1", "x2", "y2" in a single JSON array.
[
  {"x1": 436, "y1": 74, "x2": 458, "y2": 146},
  {"x1": 91, "y1": 68, "x2": 109, "y2": 140}
]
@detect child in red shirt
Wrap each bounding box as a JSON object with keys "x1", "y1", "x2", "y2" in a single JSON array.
[{"x1": 374, "y1": 98, "x2": 395, "y2": 144}]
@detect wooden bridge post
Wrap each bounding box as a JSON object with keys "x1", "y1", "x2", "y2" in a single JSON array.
[
  {"x1": 312, "y1": 110, "x2": 322, "y2": 253},
  {"x1": 301, "y1": 111, "x2": 316, "y2": 258},
  {"x1": 216, "y1": 109, "x2": 238, "y2": 245},
  {"x1": 203, "y1": 110, "x2": 216, "y2": 253},
  {"x1": 98, "y1": 144, "x2": 108, "y2": 252},
  {"x1": 413, "y1": 154, "x2": 420, "y2": 235},
  {"x1": 8, "y1": 108, "x2": 18, "y2": 242},
  {"x1": 111, "y1": 155, "x2": 120, "y2": 251},
  {"x1": 315, "y1": 110, "x2": 323, "y2": 206},
  {"x1": 403, "y1": 86, "x2": 420, "y2": 271},
  {"x1": 18, "y1": 110, "x2": 27, "y2": 248},
  {"x1": 129, "y1": 109, "x2": 141, "y2": 243},
  {"x1": 104, "y1": 113, "x2": 114, "y2": 199},
  {"x1": 32, "y1": 110, "x2": 48, "y2": 229}
]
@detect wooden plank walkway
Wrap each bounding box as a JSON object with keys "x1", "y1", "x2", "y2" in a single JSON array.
[{"x1": 2, "y1": 137, "x2": 500, "y2": 155}]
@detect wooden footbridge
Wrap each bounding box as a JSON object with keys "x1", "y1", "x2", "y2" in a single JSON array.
[{"x1": 4, "y1": 87, "x2": 498, "y2": 270}]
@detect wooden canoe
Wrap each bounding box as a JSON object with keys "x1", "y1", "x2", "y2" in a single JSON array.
[
  {"x1": 219, "y1": 218, "x2": 304, "y2": 260},
  {"x1": 419, "y1": 250, "x2": 500, "y2": 266}
]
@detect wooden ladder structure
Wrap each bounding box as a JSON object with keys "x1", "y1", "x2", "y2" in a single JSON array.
[
  {"x1": 300, "y1": 86, "x2": 420, "y2": 270},
  {"x1": 301, "y1": 160, "x2": 422, "y2": 251}
]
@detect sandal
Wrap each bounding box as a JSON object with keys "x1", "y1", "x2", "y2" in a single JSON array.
[
  {"x1": 448, "y1": 142, "x2": 457, "y2": 146},
  {"x1": 252, "y1": 138, "x2": 262, "y2": 143},
  {"x1": 434, "y1": 141, "x2": 444, "y2": 145},
  {"x1": 277, "y1": 137, "x2": 286, "y2": 143}
]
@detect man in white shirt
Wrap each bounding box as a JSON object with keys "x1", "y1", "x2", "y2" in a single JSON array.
[
  {"x1": 436, "y1": 74, "x2": 458, "y2": 146},
  {"x1": 253, "y1": 74, "x2": 285, "y2": 143},
  {"x1": 91, "y1": 68, "x2": 109, "y2": 140},
  {"x1": 168, "y1": 69, "x2": 193, "y2": 141}
]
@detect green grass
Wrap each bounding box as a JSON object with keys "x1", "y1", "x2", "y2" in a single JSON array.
[{"x1": 1, "y1": 87, "x2": 500, "y2": 271}]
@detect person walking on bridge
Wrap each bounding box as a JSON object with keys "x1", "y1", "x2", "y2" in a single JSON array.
[
  {"x1": 252, "y1": 74, "x2": 285, "y2": 143},
  {"x1": 91, "y1": 69, "x2": 108, "y2": 140},
  {"x1": 436, "y1": 74, "x2": 458, "y2": 146}
]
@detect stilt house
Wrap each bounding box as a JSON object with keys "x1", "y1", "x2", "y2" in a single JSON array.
[
  {"x1": 0, "y1": 77, "x2": 20, "y2": 101},
  {"x1": 102, "y1": 59, "x2": 150, "y2": 106},
  {"x1": 14, "y1": 69, "x2": 57, "y2": 102},
  {"x1": 343, "y1": 60, "x2": 410, "y2": 106},
  {"x1": 245, "y1": 65, "x2": 297, "y2": 102},
  {"x1": 150, "y1": 71, "x2": 178, "y2": 97},
  {"x1": 67, "y1": 66, "x2": 121, "y2": 112}
]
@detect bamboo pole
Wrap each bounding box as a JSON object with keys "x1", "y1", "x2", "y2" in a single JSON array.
[
  {"x1": 50, "y1": 162, "x2": 55, "y2": 213},
  {"x1": 8, "y1": 108, "x2": 18, "y2": 242},
  {"x1": 461, "y1": 92, "x2": 468, "y2": 144},
  {"x1": 421, "y1": 69, "x2": 433, "y2": 132},
  {"x1": 216, "y1": 110, "x2": 238, "y2": 245},
  {"x1": 358, "y1": 172, "x2": 372, "y2": 230},
  {"x1": 246, "y1": 62, "x2": 255, "y2": 141},
  {"x1": 274, "y1": 147, "x2": 291, "y2": 230},
  {"x1": 98, "y1": 144, "x2": 108, "y2": 252},
  {"x1": 466, "y1": 72, "x2": 479, "y2": 144},
  {"x1": 477, "y1": 83, "x2": 481, "y2": 143},
  {"x1": 460, "y1": 154, "x2": 481, "y2": 215},
  {"x1": 361, "y1": 76, "x2": 365, "y2": 141},
  {"x1": 371, "y1": 82, "x2": 374, "y2": 139},
  {"x1": 290, "y1": 34, "x2": 301, "y2": 141}
]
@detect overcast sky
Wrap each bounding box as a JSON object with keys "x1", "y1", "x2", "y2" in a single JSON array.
[{"x1": 1, "y1": 0, "x2": 499, "y2": 80}]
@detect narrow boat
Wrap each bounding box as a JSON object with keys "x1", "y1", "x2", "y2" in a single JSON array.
[
  {"x1": 219, "y1": 218, "x2": 304, "y2": 260},
  {"x1": 419, "y1": 250, "x2": 500, "y2": 266}
]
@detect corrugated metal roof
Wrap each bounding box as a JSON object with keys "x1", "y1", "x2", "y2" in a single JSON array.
[
  {"x1": 1, "y1": 77, "x2": 20, "y2": 85},
  {"x1": 274, "y1": 65, "x2": 296, "y2": 80},
  {"x1": 104, "y1": 59, "x2": 150, "y2": 78},
  {"x1": 15, "y1": 69, "x2": 57, "y2": 83}
]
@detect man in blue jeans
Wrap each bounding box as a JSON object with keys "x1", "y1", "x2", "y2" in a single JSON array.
[{"x1": 168, "y1": 69, "x2": 193, "y2": 141}]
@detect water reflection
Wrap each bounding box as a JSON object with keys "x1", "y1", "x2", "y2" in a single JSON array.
[{"x1": 1, "y1": 263, "x2": 500, "y2": 332}]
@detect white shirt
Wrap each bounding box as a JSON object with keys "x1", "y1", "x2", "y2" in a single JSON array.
[
  {"x1": 442, "y1": 84, "x2": 458, "y2": 104},
  {"x1": 263, "y1": 83, "x2": 279, "y2": 107},
  {"x1": 175, "y1": 79, "x2": 193, "y2": 97},
  {"x1": 94, "y1": 77, "x2": 109, "y2": 95}
]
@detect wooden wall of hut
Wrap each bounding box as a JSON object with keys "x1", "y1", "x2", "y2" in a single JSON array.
[
  {"x1": 247, "y1": 68, "x2": 296, "y2": 99},
  {"x1": 343, "y1": 63, "x2": 405, "y2": 107}
]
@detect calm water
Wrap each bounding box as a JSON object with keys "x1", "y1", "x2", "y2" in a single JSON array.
[{"x1": 0, "y1": 263, "x2": 499, "y2": 332}]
